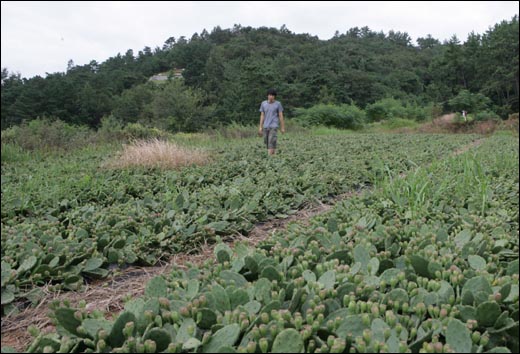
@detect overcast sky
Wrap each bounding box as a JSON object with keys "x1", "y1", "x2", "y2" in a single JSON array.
[{"x1": 1, "y1": 1, "x2": 518, "y2": 78}]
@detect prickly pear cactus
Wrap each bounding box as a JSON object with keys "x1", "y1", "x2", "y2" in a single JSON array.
[
  {"x1": 272, "y1": 328, "x2": 304, "y2": 353},
  {"x1": 202, "y1": 324, "x2": 240, "y2": 353}
]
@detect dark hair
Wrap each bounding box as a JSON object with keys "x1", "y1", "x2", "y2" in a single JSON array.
[{"x1": 267, "y1": 88, "x2": 277, "y2": 97}]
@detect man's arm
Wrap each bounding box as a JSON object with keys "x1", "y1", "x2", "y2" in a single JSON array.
[
  {"x1": 259, "y1": 112, "x2": 265, "y2": 134},
  {"x1": 279, "y1": 111, "x2": 285, "y2": 133}
]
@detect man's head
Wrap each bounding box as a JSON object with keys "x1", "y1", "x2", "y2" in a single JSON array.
[{"x1": 267, "y1": 88, "x2": 277, "y2": 102}]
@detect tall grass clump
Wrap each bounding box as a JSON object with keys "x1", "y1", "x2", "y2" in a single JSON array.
[{"x1": 103, "y1": 138, "x2": 210, "y2": 170}]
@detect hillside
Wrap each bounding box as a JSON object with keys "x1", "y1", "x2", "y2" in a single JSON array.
[{"x1": 1, "y1": 17, "x2": 518, "y2": 131}]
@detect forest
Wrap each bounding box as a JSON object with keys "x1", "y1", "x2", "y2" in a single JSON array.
[{"x1": 1, "y1": 16, "x2": 518, "y2": 132}]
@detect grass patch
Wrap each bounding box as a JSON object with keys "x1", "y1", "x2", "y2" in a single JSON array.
[
  {"x1": 0, "y1": 143, "x2": 34, "y2": 164},
  {"x1": 308, "y1": 126, "x2": 355, "y2": 135},
  {"x1": 103, "y1": 138, "x2": 211, "y2": 170}
]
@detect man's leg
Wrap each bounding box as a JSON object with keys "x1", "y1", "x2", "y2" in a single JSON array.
[
  {"x1": 268, "y1": 128, "x2": 277, "y2": 155},
  {"x1": 263, "y1": 128, "x2": 269, "y2": 153}
]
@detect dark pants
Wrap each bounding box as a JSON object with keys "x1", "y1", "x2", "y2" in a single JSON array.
[{"x1": 263, "y1": 128, "x2": 278, "y2": 149}]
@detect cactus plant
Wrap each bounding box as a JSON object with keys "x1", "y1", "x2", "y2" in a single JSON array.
[
  {"x1": 107, "y1": 312, "x2": 136, "y2": 348},
  {"x1": 197, "y1": 308, "x2": 217, "y2": 329},
  {"x1": 176, "y1": 318, "x2": 196, "y2": 343},
  {"x1": 446, "y1": 319, "x2": 472, "y2": 353},
  {"x1": 202, "y1": 323, "x2": 240, "y2": 353},
  {"x1": 82, "y1": 318, "x2": 112, "y2": 338},
  {"x1": 335, "y1": 315, "x2": 370, "y2": 339},
  {"x1": 272, "y1": 328, "x2": 304, "y2": 353},
  {"x1": 468, "y1": 255, "x2": 486, "y2": 271},
  {"x1": 145, "y1": 276, "x2": 168, "y2": 298},
  {"x1": 144, "y1": 328, "x2": 172, "y2": 352},
  {"x1": 410, "y1": 255, "x2": 431, "y2": 278},
  {"x1": 221, "y1": 271, "x2": 248, "y2": 287},
  {"x1": 476, "y1": 301, "x2": 502, "y2": 327},
  {"x1": 54, "y1": 308, "x2": 83, "y2": 336},
  {"x1": 215, "y1": 243, "x2": 233, "y2": 264},
  {"x1": 261, "y1": 266, "x2": 282, "y2": 282},
  {"x1": 318, "y1": 270, "x2": 336, "y2": 290},
  {"x1": 245, "y1": 256, "x2": 259, "y2": 274}
]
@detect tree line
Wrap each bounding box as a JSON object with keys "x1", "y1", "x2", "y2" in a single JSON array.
[{"x1": 1, "y1": 16, "x2": 518, "y2": 131}]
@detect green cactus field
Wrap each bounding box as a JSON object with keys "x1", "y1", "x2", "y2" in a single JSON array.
[{"x1": 1, "y1": 132, "x2": 518, "y2": 353}]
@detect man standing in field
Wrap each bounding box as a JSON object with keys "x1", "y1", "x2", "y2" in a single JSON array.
[{"x1": 258, "y1": 88, "x2": 285, "y2": 155}]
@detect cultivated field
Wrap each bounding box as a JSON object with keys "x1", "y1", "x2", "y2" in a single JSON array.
[{"x1": 1, "y1": 132, "x2": 518, "y2": 353}]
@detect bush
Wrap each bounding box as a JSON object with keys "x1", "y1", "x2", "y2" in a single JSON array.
[
  {"x1": 365, "y1": 98, "x2": 406, "y2": 122},
  {"x1": 0, "y1": 125, "x2": 19, "y2": 144},
  {"x1": 123, "y1": 123, "x2": 170, "y2": 140},
  {"x1": 1, "y1": 118, "x2": 93, "y2": 151},
  {"x1": 294, "y1": 104, "x2": 366, "y2": 130},
  {"x1": 96, "y1": 115, "x2": 126, "y2": 142},
  {"x1": 474, "y1": 111, "x2": 501, "y2": 121},
  {"x1": 403, "y1": 102, "x2": 430, "y2": 121},
  {"x1": 365, "y1": 98, "x2": 431, "y2": 122}
]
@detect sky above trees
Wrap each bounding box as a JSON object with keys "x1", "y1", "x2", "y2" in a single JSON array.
[{"x1": 1, "y1": 1, "x2": 518, "y2": 78}]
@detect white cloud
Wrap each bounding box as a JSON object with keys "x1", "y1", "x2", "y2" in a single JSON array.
[{"x1": 1, "y1": 1, "x2": 518, "y2": 78}]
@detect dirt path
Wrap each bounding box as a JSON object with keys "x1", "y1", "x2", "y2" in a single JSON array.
[
  {"x1": 453, "y1": 138, "x2": 485, "y2": 155},
  {"x1": 0, "y1": 136, "x2": 486, "y2": 352}
]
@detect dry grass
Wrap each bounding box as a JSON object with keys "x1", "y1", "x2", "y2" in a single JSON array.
[{"x1": 103, "y1": 138, "x2": 210, "y2": 169}]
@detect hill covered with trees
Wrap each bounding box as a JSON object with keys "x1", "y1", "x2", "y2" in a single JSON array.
[{"x1": 1, "y1": 16, "x2": 518, "y2": 131}]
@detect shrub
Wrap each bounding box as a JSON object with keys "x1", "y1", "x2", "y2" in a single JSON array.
[
  {"x1": 123, "y1": 123, "x2": 170, "y2": 140},
  {"x1": 294, "y1": 104, "x2": 365, "y2": 130},
  {"x1": 474, "y1": 111, "x2": 501, "y2": 121},
  {"x1": 365, "y1": 98, "x2": 406, "y2": 122},
  {"x1": 1, "y1": 118, "x2": 93, "y2": 151},
  {"x1": 365, "y1": 98, "x2": 432, "y2": 122},
  {"x1": 96, "y1": 115, "x2": 126, "y2": 142},
  {"x1": 0, "y1": 125, "x2": 19, "y2": 144},
  {"x1": 403, "y1": 102, "x2": 430, "y2": 121}
]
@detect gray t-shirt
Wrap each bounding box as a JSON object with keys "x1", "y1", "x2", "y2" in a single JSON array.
[{"x1": 259, "y1": 100, "x2": 283, "y2": 128}]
